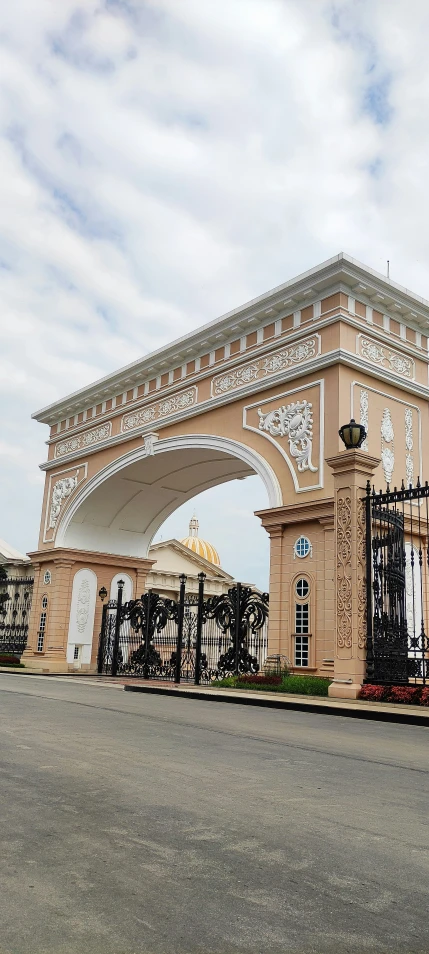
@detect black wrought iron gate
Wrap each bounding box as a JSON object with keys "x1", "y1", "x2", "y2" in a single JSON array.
[
  {"x1": 0, "y1": 574, "x2": 34, "y2": 655},
  {"x1": 365, "y1": 479, "x2": 429, "y2": 685},
  {"x1": 98, "y1": 573, "x2": 269, "y2": 683}
]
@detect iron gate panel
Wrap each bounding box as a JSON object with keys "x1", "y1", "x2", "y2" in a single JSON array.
[
  {"x1": 98, "y1": 575, "x2": 269, "y2": 683},
  {"x1": 0, "y1": 576, "x2": 34, "y2": 655},
  {"x1": 366, "y1": 480, "x2": 429, "y2": 685}
]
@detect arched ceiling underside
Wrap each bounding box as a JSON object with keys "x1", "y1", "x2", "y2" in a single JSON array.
[{"x1": 62, "y1": 447, "x2": 259, "y2": 557}]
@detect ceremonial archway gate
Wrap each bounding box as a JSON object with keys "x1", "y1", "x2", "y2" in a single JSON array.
[{"x1": 24, "y1": 254, "x2": 429, "y2": 697}]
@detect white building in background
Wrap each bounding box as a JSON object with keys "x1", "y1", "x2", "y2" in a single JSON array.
[
  {"x1": 145, "y1": 514, "x2": 235, "y2": 600},
  {"x1": 0, "y1": 539, "x2": 32, "y2": 578}
]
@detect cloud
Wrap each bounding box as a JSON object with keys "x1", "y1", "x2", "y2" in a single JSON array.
[{"x1": 0, "y1": 0, "x2": 427, "y2": 582}]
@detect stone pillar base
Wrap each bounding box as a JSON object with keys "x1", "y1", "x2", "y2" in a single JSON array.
[{"x1": 328, "y1": 681, "x2": 362, "y2": 700}]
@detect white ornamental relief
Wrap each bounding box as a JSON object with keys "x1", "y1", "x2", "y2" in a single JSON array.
[
  {"x1": 405, "y1": 407, "x2": 414, "y2": 486},
  {"x1": 212, "y1": 336, "x2": 320, "y2": 396},
  {"x1": 358, "y1": 336, "x2": 414, "y2": 379},
  {"x1": 54, "y1": 423, "x2": 112, "y2": 458},
  {"x1": 49, "y1": 475, "x2": 78, "y2": 529},
  {"x1": 360, "y1": 389, "x2": 369, "y2": 451},
  {"x1": 258, "y1": 400, "x2": 318, "y2": 473},
  {"x1": 122, "y1": 387, "x2": 197, "y2": 432},
  {"x1": 76, "y1": 578, "x2": 90, "y2": 634},
  {"x1": 380, "y1": 408, "x2": 395, "y2": 485},
  {"x1": 213, "y1": 364, "x2": 260, "y2": 394}
]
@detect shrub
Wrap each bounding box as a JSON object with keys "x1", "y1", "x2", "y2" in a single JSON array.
[
  {"x1": 280, "y1": 674, "x2": 330, "y2": 696},
  {"x1": 236, "y1": 674, "x2": 282, "y2": 686},
  {"x1": 420, "y1": 687, "x2": 429, "y2": 707},
  {"x1": 386, "y1": 685, "x2": 421, "y2": 705},
  {"x1": 0, "y1": 654, "x2": 21, "y2": 666},
  {"x1": 359, "y1": 684, "x2": 388, "y2": 702}
]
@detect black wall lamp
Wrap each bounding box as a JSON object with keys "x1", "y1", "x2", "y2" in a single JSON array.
[{"x1": 338, "y1": 418, "x2": 367, "y2": 450}]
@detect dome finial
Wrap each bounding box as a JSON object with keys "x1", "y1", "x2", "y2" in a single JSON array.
[{"x1": 189, "y1": 512, "x2": 199, "y2": 537}]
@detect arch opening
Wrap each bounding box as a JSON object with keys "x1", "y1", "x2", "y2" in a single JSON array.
[{"x1": 57, "y1": 435, "x2": 281, "y2": 560}]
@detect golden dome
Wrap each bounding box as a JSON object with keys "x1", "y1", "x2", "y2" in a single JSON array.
[{"x1": 180, "y1": 514, "x2": 221, "y2": 566}]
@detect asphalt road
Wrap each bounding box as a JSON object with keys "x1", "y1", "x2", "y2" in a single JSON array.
[{"x1": 1, "y1": 675, "x2": 429, "y2": 954}]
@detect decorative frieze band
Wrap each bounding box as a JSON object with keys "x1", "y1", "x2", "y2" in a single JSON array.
[
  {"x1": 54, "y1": 423, "x2": 112, "y2": 458},
  {"x1": 357, "y1": 335, "x2": 415, "y2": 379},
  {"x1": 211, "y1": 335, "x2": 321, "y2": 396},
  {"x1": 121, "y1": 387, "x2": 198, "y2": 433}
]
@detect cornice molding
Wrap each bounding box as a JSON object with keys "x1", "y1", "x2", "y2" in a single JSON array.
[
  {"x1": 33, "y1": 253, "x2": 429, "y2": 425},
  {"x1": 28, "y1": 547, "x2": 156, "y2": 570},
  {"x1": 256, "y1": 498, "x2": 334, "y2": 528},
  {"x1": 45, "y1": 309, "x2": 429, "y2": 448},
  {"x1": 39, "y1": 343, "x2": 429, "y2": 472}
]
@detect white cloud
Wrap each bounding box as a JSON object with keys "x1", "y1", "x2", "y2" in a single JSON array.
[{"x1": 0, "y1": 0, "x2": 428, "y2": 582}]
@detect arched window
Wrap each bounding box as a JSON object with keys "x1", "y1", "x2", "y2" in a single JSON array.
[
  {"x1": 37, "y1": 596, "x2": 48, "y2": 652},
  {"x1": 294, "y1": 577, "x2": 310, "y2": 667}
]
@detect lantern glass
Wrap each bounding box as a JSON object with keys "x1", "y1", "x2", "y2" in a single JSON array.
[
  {"x1": 98, "y1": 586, "x2": 108, "y2": 602},
  {"x1": 339, "y1": 418, "x2": 367, "y2": 450}
]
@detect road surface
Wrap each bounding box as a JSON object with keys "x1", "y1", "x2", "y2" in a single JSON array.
[{"x1": 0, "y1": 674, "x2": 428, "y2": 953}]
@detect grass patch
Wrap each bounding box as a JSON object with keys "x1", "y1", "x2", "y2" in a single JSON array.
[{"x1": 212, "y1": 673, "x2": 330, "y2": 696}]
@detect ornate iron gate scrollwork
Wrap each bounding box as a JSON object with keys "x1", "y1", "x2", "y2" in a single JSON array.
[
  {"x1": 97, "y1": 575, "x2": 269, "y2": 683},
  {"x1": 204, "y1": 583, "x2": 269, "y2": 677},
  {"x1": 0, "y1": 573, "x2": 34, "y2": 655},
  {"x1": 366, "y1": 479, "x2": 429, "y2": 685}
]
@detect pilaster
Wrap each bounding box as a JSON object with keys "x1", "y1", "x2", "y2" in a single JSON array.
[{"x1": 326, "y1": 451, "x2": 380, "y2": 698}]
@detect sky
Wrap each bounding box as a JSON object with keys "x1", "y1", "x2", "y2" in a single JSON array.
[{"x1": 1, "y1": 0, "x2": 429, "y2": 589}]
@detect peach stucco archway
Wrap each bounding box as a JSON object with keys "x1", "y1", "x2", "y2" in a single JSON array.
[{"x1": 55, "y1": 434, "x2": 282, "y2": 556}]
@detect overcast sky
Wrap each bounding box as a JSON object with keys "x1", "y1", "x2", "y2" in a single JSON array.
[{"x1": 1, "y1": 0, "x2": 428, "y2": 587}]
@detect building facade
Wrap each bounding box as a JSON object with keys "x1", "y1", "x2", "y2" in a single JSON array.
[{"x1": 22, "y1": 254, "x2": 429, "y2": 694}]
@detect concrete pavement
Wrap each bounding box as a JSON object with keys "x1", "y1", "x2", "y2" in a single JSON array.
[{"x1": 1, "y1": 673, "x2": 428, "y2": 954}]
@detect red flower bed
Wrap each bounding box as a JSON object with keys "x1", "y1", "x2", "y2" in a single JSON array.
[
  {"x1": 386, "y1": 685, "x2": 421, "y2": 704},
  {"x1": 0, "y1": 654, "x2": 20, "y2": 665},
  {"x1": 359, "y1": 684, "x2": 387, "y2": 702},
  {"x1": 359, "y1": 684, "x2": 429, "y2": 705},
  {"x1": 420, "y1": 687, "x2": 429, "y2": 707},
  {"x1": 236, "y1": 674, "x2": 282, "y2": 686}
]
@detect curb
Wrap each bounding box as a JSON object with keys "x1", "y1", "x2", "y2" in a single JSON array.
[{"x1": 123, "y1": 684, "x2": 429, "y2": 726}]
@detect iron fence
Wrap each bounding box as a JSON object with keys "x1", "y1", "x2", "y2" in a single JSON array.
[
  {"x1": 98, "y1": 574, "x2": 269, "y2": 683},
  {"x1": 0, "y1": 577, "x2": 34, "y2": 655},
  {"x1": 365, "y1": 479, "x2": 429, "y2": 685}
]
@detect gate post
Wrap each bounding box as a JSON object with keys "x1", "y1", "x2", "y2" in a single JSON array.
[
  {"x1": 194, "y1": 573, "x2": 206, "y2": 686},
  {"x1": 97, "y1": 602, "x2": 108, "y2": 674},
  {"x1": 326, "y1": 451, "x2": 380, "y2": 699},
  {"x1": 174, "y1": 574, "x2": 186, "y2": 684},
  {"x1": 111, "y1": 579, "x2": 124, "y2": 677}
]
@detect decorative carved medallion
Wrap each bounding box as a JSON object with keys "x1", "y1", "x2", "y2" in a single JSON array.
[
  {"x1": 211, "y1": 336, "x2": 320, "y2": 396},
  {"x1": 49, "y1": 475, "x2": 78, "y2": 529},
  {"x1": 358, "y1": 335, "x2": 414, "y2": 379},
  {"x1": 54, "y1": 423, "x2": 112, "y2": 459},
  {"x1": 405, "y1": 407, "x2": 414, "y2": 486},
  {"x1": 122, "y1": 387, "x2": 197, "y2": 432},
  {"x1": 257, "y1": 400, "x2": 318, "y2": 473},
  {"x1": 76, "y1": 578, "x2": 90, "y2": 634},
  {"x1": 360, "y1": 389, "x2": 369, "y2": 452},
  {"x1": 336, "y1": 494, "x2": 352, "y2": 649},
  {"x1": 380, "y1": 408, "x2": 395, "y2": 485}
]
